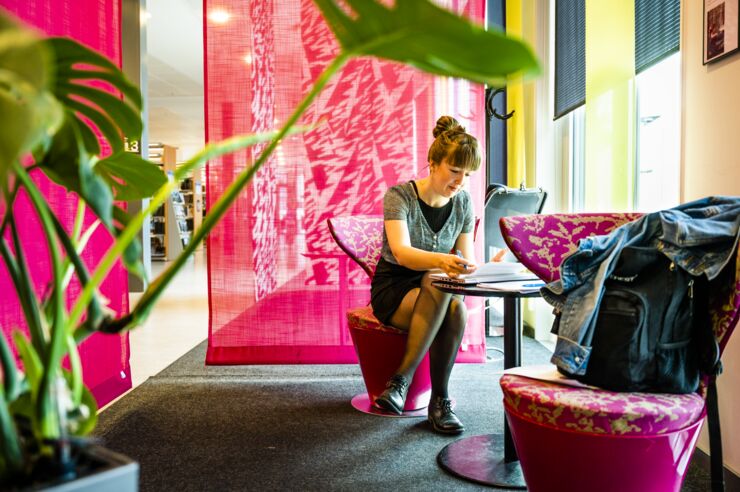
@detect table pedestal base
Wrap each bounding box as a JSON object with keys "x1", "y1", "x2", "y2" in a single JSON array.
[{"x1": 437, "y1": 434, "x2": 526, "y2": 489}]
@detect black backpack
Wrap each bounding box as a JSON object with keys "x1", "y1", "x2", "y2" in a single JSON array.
[
  {"x1": 554, "y1": 245, "x2": 729, "y2": 491},
  {"x1": 556, "y1": 245, "x2": 720, "y2": 394}
]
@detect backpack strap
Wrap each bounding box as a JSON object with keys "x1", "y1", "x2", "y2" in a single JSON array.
[{"x1": 707, "y1": 372, "x2": 724, "y2": 492}]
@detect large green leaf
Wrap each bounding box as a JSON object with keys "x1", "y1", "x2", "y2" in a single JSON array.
[
  {"x1": 111, "y1": 206, "x2": 146, "y2": 279},
  {"x1": 32, "y1": 35, "x2": 156, "y2": 280},
  {"x1": 34, "y1": 113, "x2": 153, "y2": 282},
  {"x1": 44, "y1": 141, "x2": 158, "y2": 279},
  {"x1": 96, "y1": 152, "x2": 168, "y2": 201},
  {"x1": 0, "y1": 14, "x2": 46, "y2": 88},
  {"x1": 0, "y1": 13, "x2": 62, "y2": 190},
  {"x1": 37, "y1": 113, "x2": 114, "y2": 229},
  {"x1": 56, "y1": 84, "x2": 140, "y2": 154},
  {"x1": 313, "y1": 0, "x2": 540, "y2": 86},
  {"x1": 45, "y1": 37, "x2": 142, "y2": 154}
]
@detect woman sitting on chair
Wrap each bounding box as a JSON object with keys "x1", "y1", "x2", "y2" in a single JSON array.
[{"x1": 371, "y1": 115, "x2": 480, "y2": 434}]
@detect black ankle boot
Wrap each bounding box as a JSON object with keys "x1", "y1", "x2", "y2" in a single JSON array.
[
  {"x1": 428, "y1": 396, "x2": 464, "y2": 434},
  {"x1": 374, "y1": 374, "x2": 409, "y2": 415}
]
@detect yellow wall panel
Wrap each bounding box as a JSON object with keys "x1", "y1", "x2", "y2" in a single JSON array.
[{"x1": 584, "y1": 0, "x2": 635, "y2": 210}]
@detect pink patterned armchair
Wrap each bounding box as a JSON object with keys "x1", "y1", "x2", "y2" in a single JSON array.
[
  {"x1": 327, "y1": 216, "x2": 432, "y2": 415},
  {"x1": 498, "y1": 213, "x2": 740, "y2": 492}
]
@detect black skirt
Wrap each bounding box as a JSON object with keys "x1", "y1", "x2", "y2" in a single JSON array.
[{"x1": 370, "y1": 257, "x2": 425, "y2": 326}]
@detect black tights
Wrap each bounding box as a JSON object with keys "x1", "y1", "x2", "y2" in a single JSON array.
[{"x1": 391, "y1": 272, "x2": 467, "y2": 399}]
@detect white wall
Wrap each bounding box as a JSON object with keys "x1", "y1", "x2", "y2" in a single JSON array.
[{"x1": 681, "y1": 0, "x2": 740, "y2": 474}]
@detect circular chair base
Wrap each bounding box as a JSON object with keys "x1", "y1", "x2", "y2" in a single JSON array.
[{"x1": 350, "y1": 394, "x2": 427, "y2": 418}]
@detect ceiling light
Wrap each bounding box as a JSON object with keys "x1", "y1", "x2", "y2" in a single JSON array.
[
  {"x1": 140, "y1": 9, "x2": 152, "y2": 26},
  {"x1": 208, "y1": 9, "x2": 231, "y2": 24}
]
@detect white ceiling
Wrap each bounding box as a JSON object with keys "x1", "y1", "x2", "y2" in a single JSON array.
[{"x1": 145, "y1": 0, "x2": 204, "y2": 161}]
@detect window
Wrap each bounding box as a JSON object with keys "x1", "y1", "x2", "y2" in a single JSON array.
[
  {"x1": 554, "y1": 0, "x2": 681, "y2": 211},
  {"x1": 634, "y1": 52, "x2": 681, "y2": 211},
  {"x1": 570, "y1": 105, "x2": 586, "y2": 211},
  {"x1": 554, "y1": 0, "x2": 585, "y2": 119}
]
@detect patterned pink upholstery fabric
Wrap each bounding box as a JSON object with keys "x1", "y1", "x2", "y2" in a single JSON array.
[
  {"x1": 347, "y1": 305, "x2": 405, "y2": 334},
  {"x1": 328, "y1": 216, "x2": 384, "y2": 279},
  {"x1": 711, "y1": 246, "x2": 740, "y2": 351},
  {"x1": 501, "y1": 374, "x2": 705, "y2": 435},
  {"x1": 330, "y1": 216, "x2": 405, "y2": 336},
  {"x1": 499, "y1": 214, "x2": 740, "y2": 436},
  {"x1": 499, "y1": 213, "x2": 643, "y2": 283}
]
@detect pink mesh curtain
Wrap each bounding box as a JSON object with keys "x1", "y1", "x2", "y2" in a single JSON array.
[
  {"x1": 0, "y1": 1, "x2": 132, "y2": 406},
  {"x1": 205, "y1": 0, "x2": 487, "y2": 364}
]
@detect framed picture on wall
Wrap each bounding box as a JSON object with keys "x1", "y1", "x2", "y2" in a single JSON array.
[{"x1": 704, "y1": 0, "x2": 740, "y2": 64}]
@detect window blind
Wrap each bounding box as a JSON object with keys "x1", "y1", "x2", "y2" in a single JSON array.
[
  {"x1": 554, "y1": 0, "x2": 585, "y2": 120},
  {"x1": 554, "y1": 0, "x2": 680, "y2": 119},
  {"x1": 635, "y1": 0, "x2": 680, "y2": 73}
]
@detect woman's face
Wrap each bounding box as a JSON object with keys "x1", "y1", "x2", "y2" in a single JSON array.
[{"x1": 430, "y1": 159, "x2": 473, "y2": 198}]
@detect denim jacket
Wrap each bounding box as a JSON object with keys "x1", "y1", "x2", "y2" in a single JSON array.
[{"x1": 543, "y1": 196, "x2": 740, "y2": 376}]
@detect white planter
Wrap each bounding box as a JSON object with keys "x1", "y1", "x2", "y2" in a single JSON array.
[{"x1": 28, "y1": 445, "x2": 138, "y2": 492}]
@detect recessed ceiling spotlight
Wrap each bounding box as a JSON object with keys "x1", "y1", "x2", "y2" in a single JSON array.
[
  {"x1": 208, "y1": 9, "x2": 231, "y2": 24},
  {"x1": 140, "y1": 9, "x2": 152, "y2": 26}
]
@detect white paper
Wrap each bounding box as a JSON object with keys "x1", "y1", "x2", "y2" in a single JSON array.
[
  {"x1": 503, "y1": 364, "x2": 599, "y2": 389},
  {"x1": 475, "y1": 280, "x2": 545, "y2": 293},
  {"x1": 430, "y1": 262, "x2": 537, "y2": 285}
]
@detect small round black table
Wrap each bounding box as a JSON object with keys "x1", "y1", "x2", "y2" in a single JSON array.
[{"x1": 432, "y1": 281, "x2": 542, "y2": 489}]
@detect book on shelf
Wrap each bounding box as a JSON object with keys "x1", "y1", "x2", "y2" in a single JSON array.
[{"x1": 430, "y1": 261, "x2": 538, "y2": 286}]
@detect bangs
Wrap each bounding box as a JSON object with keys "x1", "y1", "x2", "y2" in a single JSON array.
[{"x1": 446, "y1": 143, "x2": 481, "y2": 172}]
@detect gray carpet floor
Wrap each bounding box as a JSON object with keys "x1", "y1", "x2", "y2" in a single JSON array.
[{"x1": 96, "y1": 336, "x2": 716, "y2": 491}]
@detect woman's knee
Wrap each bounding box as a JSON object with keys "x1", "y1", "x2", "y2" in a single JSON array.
[
  {"x1": 447, "y1": 297, "x2": 468, "y2": 327},
  {"x1": 420, "y1": 272, "x2": 451, "y2": 301}
]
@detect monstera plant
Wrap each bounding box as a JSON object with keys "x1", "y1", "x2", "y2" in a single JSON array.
[{"x1": 0, "y1": 0, "x2": 538, "y2": 487}]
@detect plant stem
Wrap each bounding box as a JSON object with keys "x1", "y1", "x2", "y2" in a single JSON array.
[
  {"x1": 82, "y1": 53, "x2": 350, "y2": 332},
  {"x1": 61, "y1": 218, "x2": 100, "y2": 290},
  {"x1": 72, "y1": 197, "x2": 85, "y2": 243},
  {"x1": 13, "y1": 163, "x2": 66, "y2": 440},
  {"x1": 48, "y1": 212, "x2": 103, "y2": 329},
  {"x1": 67, "y1": 128, "x2": 305, "y2": 333},
  {"x1": 67, "y1": 173, "x2": 178, "y2": 329},
  {"x1": 0, "y1": 180, "x2": 21, "y2": 238},
  {"x1": 5, "y1": 216, "x2": 46, "y2": 359},
  {"x1": 0, "y1": 327, "x2": 19, "y2": 401},
  {"x1": 64, "y1": 333, "x2": 83, "y2": 406},
  {"x1": 0, "y1": 385, "x2": 23, "y2": 478}
]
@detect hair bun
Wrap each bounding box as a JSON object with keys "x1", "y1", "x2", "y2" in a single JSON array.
[{"x1": 432, "y1": 115, "x2": 465, "y2": 138}]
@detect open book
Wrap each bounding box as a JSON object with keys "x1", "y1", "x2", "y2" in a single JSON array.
[{"x1": 430, "y1": 261, "x2": 538, "y2": 285}]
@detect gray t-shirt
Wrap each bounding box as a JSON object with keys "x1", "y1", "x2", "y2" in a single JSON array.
[{"x1": 380, "y1": 181, "x2": 474, "y2": 265}]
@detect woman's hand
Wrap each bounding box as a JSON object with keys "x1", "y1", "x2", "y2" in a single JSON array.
[{"x1": 439, "y1": 253, "x2": 477, "y2": 277}]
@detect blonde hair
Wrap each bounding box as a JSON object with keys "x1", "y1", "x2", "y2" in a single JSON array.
[{"x1": 427, "y1": 116, "x2": 481, "y2": 172}]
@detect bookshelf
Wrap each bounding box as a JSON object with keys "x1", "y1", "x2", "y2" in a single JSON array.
[{"x1": 148, "y1": 143, "x2": 205, "y2": 261}]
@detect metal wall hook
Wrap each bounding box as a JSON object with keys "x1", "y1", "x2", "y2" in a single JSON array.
[{"x1": 486, "y1": 88, "x2": 515, "y2": 120}]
